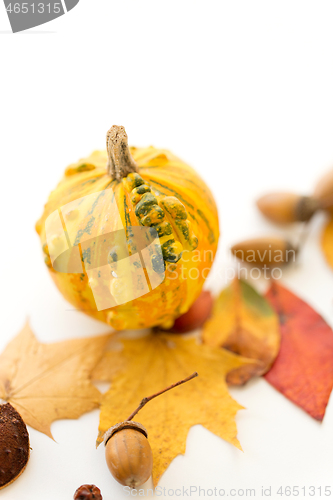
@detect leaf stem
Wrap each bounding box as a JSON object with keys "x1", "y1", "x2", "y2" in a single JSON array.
[{"x1": 127, "y1": 372, "x2": 198, "y2": 421}]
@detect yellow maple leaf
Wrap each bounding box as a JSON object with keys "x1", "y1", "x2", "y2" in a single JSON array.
[
  {"x1": 0, "y1": 321, "x2": 111, "y2": 438},
  {"x1": 203, "y1": 278, "x2": 280, "y2": 384},
  {"x1": 322, "y1": 216, "x2": 333, "y2": 270},
  {"x1": 93, "y1": 332, "x2": 257, "y2": 485}
]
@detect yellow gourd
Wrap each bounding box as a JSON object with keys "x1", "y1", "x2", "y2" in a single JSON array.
[{"x1": 36, "y1": 126, "x2": 219, "y2": 330}]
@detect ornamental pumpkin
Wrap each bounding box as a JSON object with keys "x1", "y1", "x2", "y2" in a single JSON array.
[{"x1": 36, "y1": 126, "x2": 219, "y2": 330}]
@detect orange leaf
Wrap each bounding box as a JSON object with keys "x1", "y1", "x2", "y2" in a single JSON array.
[
  {"x1": 322, "y1": 216, "x2": 333, "y2": 270},
  {"x1": 202, "y1": 278, "x2": 280, "y2": 384},
  {"x1": 265, "y1": 282, "x2": 333, "y2": 421}
]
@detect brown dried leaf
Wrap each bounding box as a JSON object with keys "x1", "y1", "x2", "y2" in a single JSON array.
[{"x1": 0, "y1": 321, "x2": 111, "y2": 438}]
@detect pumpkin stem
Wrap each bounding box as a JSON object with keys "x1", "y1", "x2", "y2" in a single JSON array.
[{"x1": 106, "y1": 125, "x2": 138, "y2": 180}]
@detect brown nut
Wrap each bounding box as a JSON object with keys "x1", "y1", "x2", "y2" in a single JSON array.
[
  {"x1": 0, "y1": 403, "x2": 30, "y2": 490},
  {"x1": 231, "y1": 237, "x2": 297, "y2": 267},
  {"x1": 256, "y1": 192, "x2": 319, "y2": 224},
  {"x1": 313, "y1": 168, "x2": 333, "y2": 211},
  {"x1": 73, "y1": 484, "x2": 102, "y2": 500},
  {"x1": 104, "y1": 421, "x2": 153, "y2": 489}
]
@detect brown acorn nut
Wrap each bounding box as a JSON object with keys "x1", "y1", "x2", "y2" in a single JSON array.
[
  {"x1": 104, "y1": 422, "x2": 152, "y2": 489},
  {"x1": 256, "y1": 192, "x2": 319, "y2": 224},
  {"x1": 0, "y1": 403, "x2": 30, "y2": 490},
  {"x1": 231, "y1": 237, "x2": 297, "y2": 267},
  {"x1": 103, "y1": 372, "x2": 198, "y2": 489},
  {"x1": 74, "y1": 484, "x2": 102, "y2": 500},
  {"x1": 313, "y1": 168, "x2": 333, "y2": 211}
]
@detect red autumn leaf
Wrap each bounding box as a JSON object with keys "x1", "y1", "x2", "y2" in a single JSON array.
[{"x1": 264, "y1": 281, "x2": 333, "y2": 421}]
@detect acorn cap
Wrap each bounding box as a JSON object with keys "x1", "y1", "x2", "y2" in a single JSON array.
[
  {"x1": 0, "y1": 403, "x2": 30, "y2": 490},
  {"x1": 103, "y1": 421, "x2": 148, "y2": 446},
  {"x1": 294, "y1": 196, "x2": 319, "y2": 222}
]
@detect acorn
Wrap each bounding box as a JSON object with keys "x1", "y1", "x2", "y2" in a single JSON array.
[
  {"x1": 104, "y1": 421, "x2": 152, "y2": 489},
  {"x1": 0, "y1": 403, "x2": 30, "y2": 490},
  {"x1": 231, "y1": 237, "x2": 297, "y2": 267},
  {"x1": 256, "y1": 192, "x2": 319, "y2": 224},
  {"x1": 103, "y1": 372, "x2": 198, "y2": 488},
  {"x1": 313, "y1": 168, "x2": 333, "y2": 211}
]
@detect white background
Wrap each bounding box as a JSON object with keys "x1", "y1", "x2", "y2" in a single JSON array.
[{"x1": 1, "y1": 1, "x2": 333, "y2": 499}]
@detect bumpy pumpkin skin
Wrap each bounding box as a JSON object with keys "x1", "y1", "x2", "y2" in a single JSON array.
[{"x1": 36, "y1": 145, "x2": 219, "y2": 330}]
